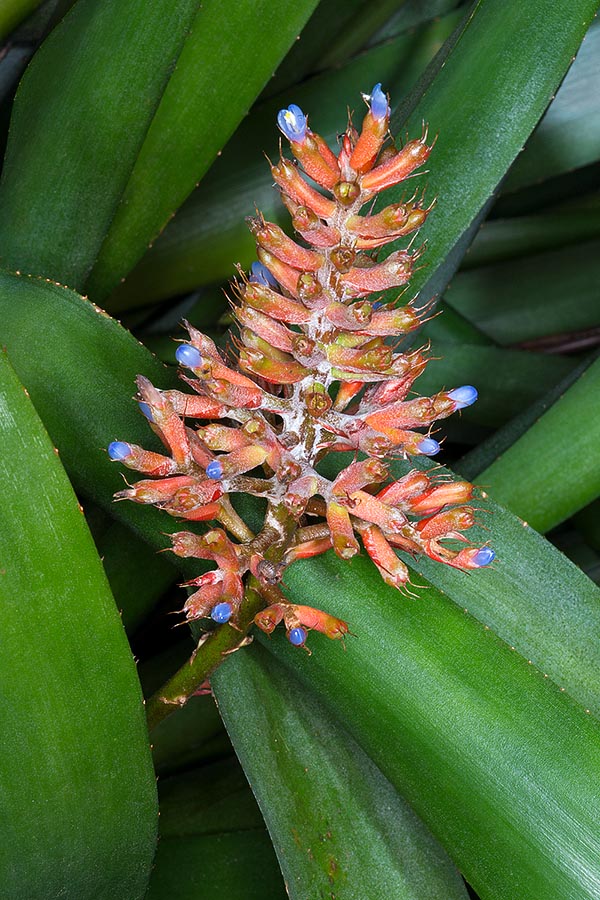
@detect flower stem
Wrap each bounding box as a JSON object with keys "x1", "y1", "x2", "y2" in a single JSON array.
[{"x1": 145, "y1": 581, "x2": 264, "y2": 731}]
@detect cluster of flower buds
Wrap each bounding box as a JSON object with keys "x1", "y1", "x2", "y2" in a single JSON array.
[{"x1": 109, "y1": 84, "x2": 494, "y2": 651}]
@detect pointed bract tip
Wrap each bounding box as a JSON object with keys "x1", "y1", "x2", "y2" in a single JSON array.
[
  {"x1": 175, "y1": 344, "x2": 203, "y2": 369},
  {"x1": 250, "y1": 261, "x2": 278, "y2": 288},
  {"x1": 288, "y1": 626, "x2": 307, "y2": 647},
  {"x1": 277, "y1": 104, "x2": 307, "y2": 143},
  {"x1": 472, "y1": 547, "x2": 495, "y2": 567},
  {"x1": 211, "y1": 601, "x2": 233, "y2": 624},
  {"x1": 206, "y1": 460, "x2": 224, "y2": 481},
  {"x1": 108, "y1": 441, "x2": 131, "y2": 461},
  {"x1": 369, "y1": 82, "x2": 389, "y2": 120},
  {"x1": 417, "y1": 438, "x2": 440, "y2": 456},
  {"x1": 448, "y1": 385, "x2": 478, "y2": 409}
]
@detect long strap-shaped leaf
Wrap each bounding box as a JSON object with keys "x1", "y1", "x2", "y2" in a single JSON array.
[
  {"x1": 445, "y1": 239, "x2": 600, "y2": 345},
  {"x1": 84, "y1": 0, "x2": 320, "y2": 301},
  {"x1": 263, "y1": 555, "x2": 600, "y2": 900},
  {"x1": 0, "y1": 0, "x2": 200, "y2": 287},
  {"x1": 0, "y1": 352, "x2": 158, "y2": 898},
  {"x1": 3, "y1": 273, "x2": 600, "y2": 721},
  {"x1": 111, "y1": 0, "x2": 599, "y2": 310},
  {"x1": 0, "y1": 0, "x2": 318, "y2": 294},
  {"x1": 108, "y1": 7, "x2": 463, "y2": 308},
  {"x1": 394, "y1": 0, "x2": 600, "y2": 296},
  {"x1": 476, "y1": 355, "x2": 600, "y2": 531},
  {"x1": 213, "y1": 643, "x2": 469, "y2": 900}
]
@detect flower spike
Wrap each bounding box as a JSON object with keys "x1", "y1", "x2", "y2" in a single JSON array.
[{"x1": 110, "y1": 83, "x2": 494, "y2": 653}]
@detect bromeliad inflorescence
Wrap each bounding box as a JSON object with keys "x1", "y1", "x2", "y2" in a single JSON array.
[{"x1": 108, "y1": 83, "x2": 494, "y2": 652}]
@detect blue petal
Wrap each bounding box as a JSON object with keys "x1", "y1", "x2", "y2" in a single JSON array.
[
  {"x1": 250, "y1": 261, "x2": 278, "y2": 288},
  {"x1": 369, "y1": 83, "x2": 389, "y2": 120},
  {"x1": 288, "y1": 626, "x2": 307, "y2": 647},
  {"x1": 138, "y1": 401, "x2": 154, "y2": 422},
  {"x1": 277, "y1": 104, "x2": 307, "y2": 143},
  {"x1": 473, "y1": 547, "x2": 495, "y2": 567},
  {"x1": 206, "y1": 460, "x2": 224, "y2": 481},
  {"x1": 175, "y1": 344, "x2": 203, "y2": 369},
  {"x1": 448, "y1": 385, "x2": 478, "y2": 409},
  {"x1": 107, "y1": 441, "x2": 131, "y2": 461},
  {"x1": 211, "y1": 602, "x2": 233, "y2": 624},
  {"x1": 417, "y1": 438, "x2": 440, "y2": 456}
]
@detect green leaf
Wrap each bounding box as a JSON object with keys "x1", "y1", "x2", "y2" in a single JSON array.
[
  {"x1": 320, "y1": 450, "x2": 600, "y2": 721},
  {"x1": 146, "y1": 832, "x2": 286, "y2": 900},
  {"x1": 157, "y1": 757, "x2": 266, "y2": 838},
  {"x1": 0, "y1": 272, "x2": 180, "y2": 546},
  {"x1": 85, "y1": 0, "x2": 320, "y2": 301},
  {"x1": 147, "y1": 758, "x2": 286, "y2": 899},
  {"x1": 417, "y1": 342, "x2": 574, "y2": 430},
  {"x1": 445, "y1": 239, "x2": 600, "y2": 344},
  {"x1": 0, "y1": 351, "x2": 157, "y2": 898},
  {"x1": 457, "y1": 353, "x2": 593, "y2": 483},
  {"x1": 0, "y1": 0, "x2": 45, "y2": 40},
  {"x1": 0, "y1": 0, "x2": 202, "y2": 287},
  {"x1": 109, "y1": 7, "x2": 462, "y2": 308},
  {"x1": 97, "y1": 519, "x2": 177, "y2": 632},
  {"x1": 262, "y1": 551, "x2": 600, "y2": 900},
  {"x1": 213, "y1": 643, "x2": 469, "y2": 900},
  {"x1": 392, "y1": 0, "x2": 600, "y2": 299},
  {"x1": 461, "y1": 209, "x2": 600, "y2": 270},
  {"x1": 473, "y1": 355, "x2": 600, "y2": 532},
  {"x1": 502, "y1": 16, "x2": 600, "y2": 193}
]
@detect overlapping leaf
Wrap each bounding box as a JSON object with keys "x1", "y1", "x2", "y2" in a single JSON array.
[
  {"x1": 0, "y1": 352, "x2": 157, "y2": 898},
  {"x1": 213, "y1": 644, "x2": 469, "y2": 900},
  {"x1": 0, "y1": 0, "x2": 318, "y2": 295}
]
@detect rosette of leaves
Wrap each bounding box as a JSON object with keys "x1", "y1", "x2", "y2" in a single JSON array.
[{"x1": 0, "y1": 2, "x2": 599, "y2": 899}]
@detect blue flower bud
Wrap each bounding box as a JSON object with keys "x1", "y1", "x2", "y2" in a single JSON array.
[
  {"x1": 448, "y1": 385, "x2": 478, "y2": 409},
  {"x1": 417, "y1": 438, "x2": 440, "y2": 456},
  {"x1": 472, "y1": 547, "x2": 495, "y2": 567},
  {"x1": 175, "y1": 344, "x2": 203, "y2": 369},
  {"x1": 107, "y1": 441, "x2": 132, "y2": 461},
  {"x1": 372, "y1": 300, "x2": 384, "y2": 310},
  {"x1": 277, "y1": 104, "x2": 307, "y2": 143},
  {"x1": 288, "y1": 626, "x2": 307, "y2": 647},
  {"x1": 206, "y1": 459, "x2": 224, "y2": 481},
  {"x1": 369, "y1": 83, "x2": 389, "y2": 120},
  {"x1": 138, "y1": 401, "x2": 154, "y2": 422},
  {"x1": 250, "y1": 261, "x2": 278, "y2": 289},
  {"x1": 211, "y1": 601, "x2": 233, "y2": 624}
]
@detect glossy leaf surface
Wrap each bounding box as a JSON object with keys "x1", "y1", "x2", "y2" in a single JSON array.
[
  {"x1": 477, "y1": 355, "x2": 600, "y2": 531},
  {"x1": 0, "y1": 0, "x2": 201, "y2": 287},
  {"x1": 213, "y1": 644, "x2": 469, "y2": 900},
  {"x1": 264, "y1": 552, "x2": 600, "y2": 900},
  {"x1": 85, "y1": 0, "x2": 319, "y2": 300},
  {"x1": 0, "y1": 352, "x2": 157, "y2": 898}
]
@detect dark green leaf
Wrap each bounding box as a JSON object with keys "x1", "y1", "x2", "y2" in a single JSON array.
[
  {"x1": 213, "y1": 644, "x2": 469, "y2": 900},
  {"x1": 0, "y1": 0, "x2": 45, "y2": 40},
  {"x1": 85, "y1": 0, "x2": 320, "y2": 300},
  {"x1": 0, "y1": 0, "x2": 201, "y2": 286},
  {"x1": 461, "y1": 210, "x2": 600, "y2": 270},
  {"x1": 263, "y1": 551, "x2": 600, "y2": 900},
  {"x1": 418, "y1": 342, "x2": 574, "y2": 429},
  {"x1": 109, "y1": 8, "x2": 462, "y2": 308},
  {"x1": 502, "y1": 17, "x2": 600, "y2": 193},
  {"x1": 146, "y1": 831, "x2": 286, "y2": 900},
  {"x1": 0, "y1": 352, "x2": 157, "y2": 898},
  {"x1": 391, "y1": 0, "x2": 600, "y2": 299},
  {"x1": 473, "y1": 355, "x2": 600, "y2": 531},
  {"x1": 446, "y1": 240, "x2": 600, "y2": 344}
]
